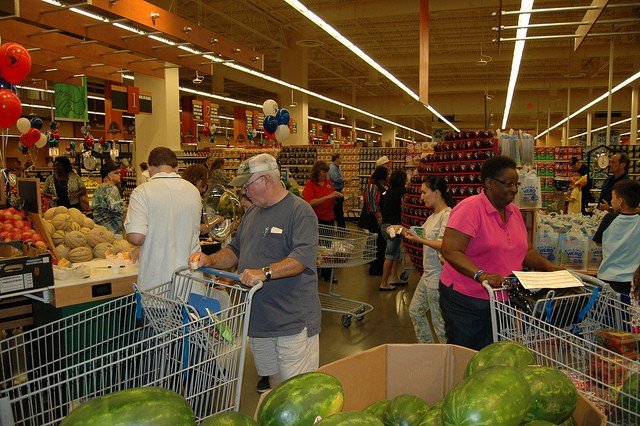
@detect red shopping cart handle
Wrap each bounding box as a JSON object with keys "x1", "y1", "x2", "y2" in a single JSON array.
[{"x1": 198, "y1": 267, "x2": 241, "y2": 282}]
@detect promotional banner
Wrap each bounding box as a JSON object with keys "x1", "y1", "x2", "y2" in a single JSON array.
[{"x1": 54, "y1": 78, "x2": 88, "y2": 122}]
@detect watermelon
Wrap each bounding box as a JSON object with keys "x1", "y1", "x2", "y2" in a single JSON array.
[
  {"x1": 60, "y1": 387, "x2": 195, "y2": 425},
  {"x1": 519, "y1": 365, "x2": 577, "y2": 423},
  {"x1": 381, "y1": 394, "x2": 430, "y2": 426},
  {"x1": 364, "y1": 400, "x2": 390, "y2": 419},
  {"x1": 317, "y1": 411, "x2": 384, "y2": 425},
  {"x1": 465, "y1": 341, "x2": 535, "y2": 377},
  {"x1": 442, "y1": 366, "x2": 531, "y2": 426},
  {"x1": 618, "y1": 372, "x2": 640, "y2": 425},
  {"x1": 200, "y1": 411, "x2": 257, "y2": 425},
  {"x1": 256, "y1": 372, "x2": 344, "y2": 426},
  {"x1": 417, "y1": 403, "x2": 443, "y2": 426}
]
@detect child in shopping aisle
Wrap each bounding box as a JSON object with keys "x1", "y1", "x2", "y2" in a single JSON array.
[
  {"x1": 403, "y1": 176, "x2": 453, "y2": 343},
  {"x1": 566, "y1": 170, "x2": 585, "y2": 214}
]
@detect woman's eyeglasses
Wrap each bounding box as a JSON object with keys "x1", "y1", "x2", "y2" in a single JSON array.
[{"x1": 490, "y1": 177, "x2": 521, "y2": 189}]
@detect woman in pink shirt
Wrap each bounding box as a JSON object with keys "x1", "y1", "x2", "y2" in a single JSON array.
[{"x1": 440, "y1": 156, "x2": 558, "y2": 350}]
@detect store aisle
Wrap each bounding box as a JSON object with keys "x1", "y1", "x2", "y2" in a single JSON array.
[{"x1": 238, "y1": 263, "x2": 422, "y2": 416}]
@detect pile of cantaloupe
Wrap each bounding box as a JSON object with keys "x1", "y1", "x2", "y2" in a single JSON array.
[{"x1": 42, "y1": 206, "x2": 133, "y2": 263}]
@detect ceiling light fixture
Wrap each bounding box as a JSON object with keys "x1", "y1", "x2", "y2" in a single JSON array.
[
  {"x1": 501, "y1": 0, "x2": 534, "y2": 130},
  {"x1": 536, "y1": 70, "x2": 640, "y2": 139},
  {"x1": 282, "y1": 0, "x2": 458, "y2": 132},
  {"x1": 568, "y1": 114, "x2": 640, "y2": 140}
]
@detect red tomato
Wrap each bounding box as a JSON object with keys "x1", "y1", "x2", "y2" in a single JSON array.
[
  {"x1": 13, "y1": 220, "x2": 25, "y2": 229},
  {"x1": 31, "y1": 233, "x2": 42, "y2": 242},
  {"x1": 1, "y1": 222, "x2": 13, "y2": 232},
  {"x1": 2, "y1": 211, "x2": 13, "y2": 221},
  {"x1": 11, "y1": 214, "x2": 22, "y2": 221}
]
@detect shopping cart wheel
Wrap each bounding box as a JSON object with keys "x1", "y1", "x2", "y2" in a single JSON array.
[
  {"x1": 400, "y1": 270, "x2": 410, "y2": 282},
  {"x1": 341, "y1": 314, "x2": 352, "y2": 328},
  {"x1": 355, "y1": 306, "x2": 366, "y2": 321}
]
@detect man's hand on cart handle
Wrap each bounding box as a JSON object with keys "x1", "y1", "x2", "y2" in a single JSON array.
[
  {"x1": 239, "y1": 269, "x2": 264, "y2": 287},
  {"x1": 189, "y1": 252, "x2": 210, "y2": 269}
]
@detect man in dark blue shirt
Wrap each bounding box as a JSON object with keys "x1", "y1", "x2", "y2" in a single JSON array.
[{"x1": 598, "y1": 153, "x2": 630, "y2": 211}]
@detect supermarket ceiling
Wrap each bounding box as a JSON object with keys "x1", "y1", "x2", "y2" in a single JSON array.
[{"x1": 1, "y1": 0, "x2": 639, "y2": 137}]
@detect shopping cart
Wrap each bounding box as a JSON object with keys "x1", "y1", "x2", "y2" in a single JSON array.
[
  {"x1": 484, "y1": 273, "x2": 640, "y2": 425},
  {"x1": 317, "y1": 224, "x2": 376, "y2": 328},
  {"x1": 0, "y1": 267, "x2": 260, "y2": 425}
]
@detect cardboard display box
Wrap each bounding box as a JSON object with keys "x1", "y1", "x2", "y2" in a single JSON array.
[
  {"x1": 258, "y1": 344, "x2": 606, "y2": 425},
  {"x1": 0, "y1": 243, "x2": 53, "y2": 296}
]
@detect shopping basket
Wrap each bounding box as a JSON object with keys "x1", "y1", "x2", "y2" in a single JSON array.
[
  {"x1": 484, "y1": 273, "x2": 640, "y2": 425},
  {"x1": 317, "y1": 224, "x2": 375, "y2": 328},
  {"x1": 0, "y1": 267, "x2": 260, "y2": 425}
]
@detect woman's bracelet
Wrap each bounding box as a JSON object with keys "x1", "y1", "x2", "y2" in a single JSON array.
[{"x1": 472, "y1": 269, "x2": 485, "y2": 282}]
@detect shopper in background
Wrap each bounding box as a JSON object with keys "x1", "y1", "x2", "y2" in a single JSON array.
[
  {"x1": 592, "y1": 179, "x2": 640, "y2": 296},
  {"x1": 376, "y1": 155, "x2": 392, "y2": 170},
  {"x1": 191, "y1": 153, "x2": 321, "y2": 394},
  {"x1": 182, "y1": 164, "x2": 213, "y2": 236},
  {"x1": 598, "y1": 153, "x2": 630, "y2": 211},
  {"x1": 43, "y1": 156, "x2": 86, "y2": 209},
  {"x1": 566, "y1": 170, "x2": 584, "y2": 215},
  {"x1": 630, "y1": 265, "x2": 640, "y2": 333},
  {"x1": 208, "y1": 158, "x2": 230, "y2": 187},
  {"x1": 440, "y1": 156, "x2": 559, "y2": 350},
  {"x1": 570, "y1": 156, "x2": 592, "y2": 214},
  {"x1": 378, "y1": 169, "x2": 407, "y2": 291},
  {"x1": 358, "y1": 166, "x2": 389, "y2": 276},
  {"x1": 405, "y1": 176, "x2": 453, "y2": 343},
  {"x1": 125, "y1": 147, "x2": 201, "y2": 289},
  {"x1": 303, "y1": 160, "x2": 342, "y2": 283},
  {"x1": 328, "y1": 153, "x2": 348, "y2": 228},
  {"x1": 137, "y1": 162, "x2": 150, "y2": 186},
  {"x1": 92, "y1": 163, "x2": 125, "y2": 234}
]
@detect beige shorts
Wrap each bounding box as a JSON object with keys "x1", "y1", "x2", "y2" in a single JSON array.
[{"x1": 249, "y1": 327, "x2": 319, "y2": 381}]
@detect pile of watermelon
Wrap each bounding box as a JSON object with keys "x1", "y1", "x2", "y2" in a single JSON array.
[{"x1": 256, "y1": 341, "x2": 579, "y2": 426}]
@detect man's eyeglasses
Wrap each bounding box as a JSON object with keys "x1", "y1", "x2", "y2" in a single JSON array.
[
  {"x1": 490, "y1": 177, "x2": 521, "y2": 189},
  {"x1": 242, "y1": 175, "x2": 265, "y2": 191}
]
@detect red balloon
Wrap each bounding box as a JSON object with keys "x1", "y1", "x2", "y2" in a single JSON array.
[
  {"x1": 264, "y1": 130, "x2": 275, "y2": 140},
  {"x1": 0, "y1": 43, "x2": 32, "y2": 84},
  {"x1": 0, "y1": 89, "x2": 22, "y2": 128},
  {"x1": 24, "y1": 128, "x2": 41, "y2": 147}
]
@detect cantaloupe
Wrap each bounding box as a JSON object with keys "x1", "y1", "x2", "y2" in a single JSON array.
[
  {"x1": 52, "y1": 230, "x2": 66, "y2": 246},
  {"x1": 86, "y1": 226, "x2": 115, "y2": 247},
  {"x1": 93, "y1": 242, "x2": 115, "y2": 259},
  {"x1": 112, "y1": 239, "x2": 133, "y2": 253},
  {"x1": 69, "y1": 222, "x2": 82, "y2": 232},
  {"x1": 43, "y1": 208, "x2": 57, "y2": 221},
  {"x1": 82, "y1": 217, "x2": 95, "y2": 229},
  {"x1": 65, "y1": 231, "x2": 87, "y2": 249},
  {"x1": 43, "y1": 220, "x2": 55, "y2": 237},
  {"x1": 69, "y1": 246, "x2": 93, "y2": 263},
  {"x1": 55, "y1": 244, "x2": 71, "y2": 260},
  {"x1": 54, "y1": 206, "x2": 68, "y2": 216},
  {"x1": 52, "y1": 213, "x2": 73, "y2": 231},
  {"x1": 80, "y1": 227, "x2": 91, "y2": 234},
  {"x1": 67, "y1": 208, "x2": 85, "y2": 226}
]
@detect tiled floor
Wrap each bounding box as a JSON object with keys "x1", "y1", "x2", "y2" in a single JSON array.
[{"x1": 238, "y1": 262, "x2": 423, "y2": 416}]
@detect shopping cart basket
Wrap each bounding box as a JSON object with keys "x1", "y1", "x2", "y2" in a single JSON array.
[
  {"x1": 484, "y1": 273, "x2": 640, "y2": 425},
  {"x1": 0, "y1": 267, "x2": 260, "y2": 425},
  {"x1": 317, "y1": 224, "x2": 375, "y2": 328}
]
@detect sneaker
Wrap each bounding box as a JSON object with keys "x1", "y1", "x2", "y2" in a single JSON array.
[{"x1": 257, "y1": 376, "x2": 270, "y2": 393}]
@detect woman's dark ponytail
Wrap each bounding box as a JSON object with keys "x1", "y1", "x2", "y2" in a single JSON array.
[{"x1": 423, "y1": 176, "x2": 454, "y2": 207}]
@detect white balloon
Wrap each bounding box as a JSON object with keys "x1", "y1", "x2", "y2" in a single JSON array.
[
  {"x1": 251, "y1": 129, "x2": 257, "y2": 138},
  {"x1": 262, "y1": 99, "x2": 278, "y2": 117},
  {"x1": 35, "y1": 133, "x2": 48, "y2": 148},
  {"x1": 16, "y1": 117, "x2": 31, "y2": 134},
  {"x1": 274, "y1": 124, "x2": 290, "y2": 143}
]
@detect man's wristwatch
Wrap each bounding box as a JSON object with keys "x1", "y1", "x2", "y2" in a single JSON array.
[{"x1": 262, "y1": 266, "x2": 272, "y2": 282}]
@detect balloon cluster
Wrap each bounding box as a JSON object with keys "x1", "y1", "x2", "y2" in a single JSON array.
[
  {"x1": 46, "y1": 121, "x2": 60, "y2": 147},
  {"x1": 246, "y1": 128, "x2": 257, "y2": 142},
  {"x1": 16, "y1": 117, "x2": 47, "y2": 153},
  {"x1": 0, "y1": 42, "x2": 31, "y2": 129},
  {"x1": 262, "y1": 99, "x2": 291, "y2": 143},
  {"x1": 98, "y1": 136, "x2": 109, "y2": 152},
  {"x1": 81, "y1": 124, "x2": 95, "y2": 151}
]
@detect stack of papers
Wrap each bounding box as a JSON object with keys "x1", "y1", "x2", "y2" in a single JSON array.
[{"x1": 512, "y1": 270, "x2": 584, "y2": 290}]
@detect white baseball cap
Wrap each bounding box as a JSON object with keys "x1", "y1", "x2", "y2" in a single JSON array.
[
  {"x1": 228, "y1": 153, "x2": 279, "y2": 186},
  {"x1": 376, "y1": 156, "x2": 391, "y2": 167}
]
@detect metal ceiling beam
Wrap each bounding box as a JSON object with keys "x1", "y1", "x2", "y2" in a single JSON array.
[{"x1": 574, "y1": 0, "x2": 609, "y2": 50}]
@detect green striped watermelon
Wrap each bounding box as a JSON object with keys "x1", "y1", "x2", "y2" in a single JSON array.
[
  {"x1": 60, "y1": 387, "x2": 195, "y2": 426},
  {"x1": 364, "y1": 400, "x2": 390, "y2": 419},
  {"x1": 317, "y1": 411, "x2": 384, "y2": 425},
  {"x1": 257, "y1": 372, "x2": 344, "y2": 426},
  {"x1": 465, "y1": 341, "x2": 535, "y2": 377},
  {"x1": 381, "y1": 394, "x2": 430, "y2": 426},
  {"x1": 200, "y1": 411, "x2": 257, "y2": 425},
  {"x1": 618, "y1": 372, "x2": 639, "y2": 425},
  {"x1": 442, "y1": 366, "x2": 531, "y2": 426},
  {"x1": 417, "y1": 402, "x2": 443, "y2": 426},
  {"x1": 519, "y1": 365, "x2": 577, "y2": 423}
]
